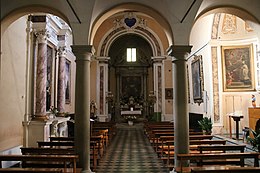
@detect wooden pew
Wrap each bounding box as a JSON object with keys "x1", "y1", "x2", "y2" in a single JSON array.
[
  {"x1": 197, "y1": 144, "x2": 246, "y2": 154},
  {"x1": 50, "y1": 137, "x2": 74, "y2": 142},
  {"x1": 36, "y1": 139, "x2": 99, "y2": 170},
  {"x1": 160, "y1": 140, "x2": 227, "y2": 167},
  {"x1": 93, "y1": 122, "x2": 117, "y2": 143},
  {"x1": 154, "y1": 135, "x2": 213, "y2": 153},
  {"x1": 0, "y1": 168, "x2": 63, "y2": 172},
  {"x1": 37, "y1": 141, "x2": 74, "y2": 148},
  {"x1": 176, "y1": 152, "x2": 260, "y2": 173},
  {"x1": 0, "y1": 155, "x2": 78, "y2": 173},
  {"x1": 21, "y1": 147, "x2": 75, "y2": 155},
  {"x1": 191, "y1": 166, "x2": 260, "y2": 173}
]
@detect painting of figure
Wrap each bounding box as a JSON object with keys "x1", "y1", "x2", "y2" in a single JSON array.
[{"x1": 222, "y1": 44, "x2": 254, "y2": 91}]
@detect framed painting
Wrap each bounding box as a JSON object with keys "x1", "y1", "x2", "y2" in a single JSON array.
[
  {"x1": 121, "y1": 76, "x2": 142, "y2": 99},
  {"x1": 165, "y1": 88, "x2": 173, "y2": 99},
  {"x1": 65, "y1": 59, "x2": 71, "y2": 103},
  {"x1": 191, "y1": 55, "x2": 204, "y2": 104},
  {"x1": 221, "y1": 44, "x2": 254, "y2": 91}
]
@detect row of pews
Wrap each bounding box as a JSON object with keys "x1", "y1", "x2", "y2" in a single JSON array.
[
  {"x1": 144, "y1": 121, "x2": 260, "y2": 173},
  {"x1": 0, "y1": 121, "x2": 117, "y2": 173}
]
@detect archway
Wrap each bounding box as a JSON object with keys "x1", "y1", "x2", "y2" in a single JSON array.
[{"x1": 189, "y1": 6, "x2": 260, "y2": 135}]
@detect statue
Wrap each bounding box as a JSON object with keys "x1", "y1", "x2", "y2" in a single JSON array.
[
  {"x1": 252, "y1": 94, "x2": 256, "y2": 108},
  {"x1": 90, "y1": 100, "x2": 97, "y2": 119}
]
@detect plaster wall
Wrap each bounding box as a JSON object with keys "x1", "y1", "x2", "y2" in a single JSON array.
[
  {"x1": 189, "y1": 13, "x2": 260, "y2": 134},
  {"x1": 0, "y1": 16, "x2": 27, "y2": 151}
]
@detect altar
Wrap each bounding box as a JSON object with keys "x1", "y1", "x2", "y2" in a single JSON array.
[
  {"x1": 121, "y1": 110, "x2": 142, "y2": 125},
  {"x1": 121, "y1": 110, "x2": 142, "y2": 116}
]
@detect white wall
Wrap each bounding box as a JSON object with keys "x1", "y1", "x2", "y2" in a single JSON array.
[
  {"x1": 189, "y1": 13, "x2": 260, "y2": 134},
  {"x1": 0, "y1": 16, "x2": 27, "y2": 151}
]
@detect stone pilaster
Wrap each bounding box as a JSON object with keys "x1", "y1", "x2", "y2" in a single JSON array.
[
  {"x1": 152, "y1": 56, "x2": 166, "y2": 115},
  {"x1": 57, "y1": 46, "x2": 67, "y2": 113},
  {"x1": 72, "y1": 45, "x2": 95, "y2": 173},
  {"x1": 34, "y1": 29, "x2": 50, "y2": 120},
  {"x1": 96, "y1": 57, "x2": 110, "y2": 122},
  {"x1": 167, "y1": 45, "x2": 192, "y2": 168}
]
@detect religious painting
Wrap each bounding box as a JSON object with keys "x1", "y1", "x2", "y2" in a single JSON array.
[
  {"x1": 65, "y1": 59, "x2": 71, "y2": 103},
  {"x1": 222, "y1": 44, "x2": 254, "y2": 91},
  {"x1": 191, "y1": 55, "x2": 203, "y2": 104},
  {"x1": 165, "y1": 88, "x2": 173, "y2": 99},
  {"x1": 121, "y1": 76, "x2": 142, "y2": 102},
  {"x1": 46, "y1": 45, "x2": 53, "y2": 110}
]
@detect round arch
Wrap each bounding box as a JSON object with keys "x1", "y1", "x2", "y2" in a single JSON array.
[
  {"x1": 90, "y1": 2, "x2": 173, "y2": 46},
  {"x1": 1, "y1": 5, "x2": 70, "y2": 37},
  {"x1": 98, "y1": 26, "x2": 163, "y2": 57},
  {"x1": 195, "y1": 6, "x2": 259, "y2": 24}
]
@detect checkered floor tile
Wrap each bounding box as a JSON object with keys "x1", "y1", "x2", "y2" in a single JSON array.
[{"x1": 95, "y1": 123, "x2": 169, "y2": 173}]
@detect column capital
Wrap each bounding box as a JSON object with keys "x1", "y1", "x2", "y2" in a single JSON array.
[
  {"x1": 71, "y1": 45, "x2": 95, "y2": 61},
  {"x1": 167, "y1": 45, "x2": 192, "y2": 59},
  {"x1": 151, "y1": 56, "x2": 166, "y2": 63},
  {"x1": 58, "y1": 46, "x2": 67, "y2": 57},
  {"x1": 34, "y1": 29, "x2": 50, "y2": 44},
  {"x1": 96, "y1": 56, "x2": 110, "y2": 63}
]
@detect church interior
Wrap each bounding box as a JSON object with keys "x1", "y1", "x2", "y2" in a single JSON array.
[{"x1": 1, "y1": 0, "x2": 260, "y2": 172}]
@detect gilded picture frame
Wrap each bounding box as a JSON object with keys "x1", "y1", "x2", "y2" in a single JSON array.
[
  {"x1": 191, "y1": 55, "x2": 204, "y2": 104},
  {"x1": 221, "y1": 44, "x2": 254, "y2": 92},
  {"x1": 165, "y1": 88, "x2": 173, "y2": 99}
]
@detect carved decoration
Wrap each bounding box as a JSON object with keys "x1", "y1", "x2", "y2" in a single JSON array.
[{"x1": 222, "y1": 14, "x2": 237, "y2": 34}]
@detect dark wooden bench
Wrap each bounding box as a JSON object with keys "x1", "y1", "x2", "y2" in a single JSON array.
[
  {"x1": 191, "y1": 166, "x2": 260, "y2": 172},
  {"x1": 176, "y1": 152, "x2": 260, "y2": 173},
  {"x1": 197, "y1": 144, "x2": 246, "y2": 154},
  {"x1": 37, "y1": 141, "x2": 74, "y2": 148},
  {"x1": 50, "y1": 137, "x2": 74, "y2": 142},
  {"x1": 0, "y1": 155, "x2": 78, "y2": 173},
  {"x1": 35, "y1": 140, "x2": 99, "y2": 170},
  {"x1": 155, "y1": 135, "x2": 213, "y2": 153},
  {"x1": 0, "y1": 168, "x2": 63, "y2": 172}
]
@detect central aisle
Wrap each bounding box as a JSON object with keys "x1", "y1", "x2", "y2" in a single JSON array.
[{"x1": 95, "y1": 123, "x2": 168, "y2": 173}]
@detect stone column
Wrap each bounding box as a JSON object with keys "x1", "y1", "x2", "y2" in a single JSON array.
[
  {"x1": 57, "y1": 46, "x2": 67, "y2": 113},
  {"x1": 152, "y1": 56, "x2": 166, "y2": 118},
  {"x1": 167, "y1": 45, "x2": 192, "y2": 168},
  {"x1": 34, "y1": 29, "x2": 49, "y2": 120},
  {"x1": 72, "y1": 45, "x2": 95, "y2": 173}
]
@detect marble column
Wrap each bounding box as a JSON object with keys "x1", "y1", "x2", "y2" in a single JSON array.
[
  {"x1": 57, "y1": 47, "x2": 67, "y2": 113},
  {"x1": 72, "y1": 45, "x2": 95, "y2": 173},
  {"x1": 34, "y1": 30, "x2": 49, "y2": 120},
  {"x1": 167, "y1": 45, "x2": 192, "y2": 168}
]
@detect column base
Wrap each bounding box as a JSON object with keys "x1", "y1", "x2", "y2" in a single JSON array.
[
  {"x1": 169, "y1": 169, "x2": 177, "y2": 173},
  {"x1": 81, "y1": 169, "x2": 95, "y2": 173}
]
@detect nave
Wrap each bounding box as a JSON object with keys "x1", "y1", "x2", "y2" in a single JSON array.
[{"x1": 95, "y1": 123, "x2": 169, "y2": 173}]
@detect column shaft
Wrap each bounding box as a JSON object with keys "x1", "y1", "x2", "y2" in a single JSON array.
[
  {"x1": 72, "y1": 45, "x2": 95, "y2": 173},
  {"x1": 57, "y1": 47, "x2": 67, "y2": 112},
  {"x1": 168, "y1": 45, "x2": 192, "y2": 167},
  {"x1": 34, "y1": 30, "x2": 49, "y2": 120}
]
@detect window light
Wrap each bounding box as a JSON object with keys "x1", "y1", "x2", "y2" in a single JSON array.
[{"x1": 127, "y1": 48, "x2": 136, "y2": 62}]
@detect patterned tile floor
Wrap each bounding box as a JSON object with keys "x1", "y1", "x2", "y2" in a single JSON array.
[{"x1": 95, "y1": 123, "x2": 169, "y2": 173}]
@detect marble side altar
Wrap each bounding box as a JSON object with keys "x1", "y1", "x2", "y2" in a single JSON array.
[{"x1": 28, "y1": 116, "x2": 71, "y2": 147}]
